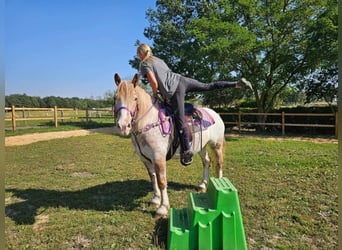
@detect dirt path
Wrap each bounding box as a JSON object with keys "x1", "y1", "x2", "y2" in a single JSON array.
[
  {"x1": 228, "y1": 133, "x2": 338, "y2": 144},
  {"x1": 5, "y1": 127, "x2": 120, "y2": 146},
  {"x1": 5, "y1": 127, "x2": 337, "y2": 146}
]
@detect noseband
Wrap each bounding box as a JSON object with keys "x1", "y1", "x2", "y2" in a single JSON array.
[
  {"x1": 114, "y1": 94, "x2": 139, "y2": 126},
  {"x1": 115, "y1": 97, "x2": 157, "y2": 129},
  {"x1": 114, "y1": 105, "x2": 137, "y2": 118}
]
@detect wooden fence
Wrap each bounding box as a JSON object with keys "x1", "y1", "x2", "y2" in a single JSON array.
[
  {"x1": 4, "y1": 106, "x2": 338, "y2": 137},
  {"x1": 220, "y1": 111, "x2": 338, "y2": 137},
  {"x1": 5, "y1": 106, "x2": 113, "y2": 131}
]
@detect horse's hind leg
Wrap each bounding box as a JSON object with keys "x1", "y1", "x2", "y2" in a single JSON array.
[
  {"x1": 198, "y1": 147, "x2": 211, "y2": 192},
  {"x1": 198, "y1": 137, "x2": 226, "y2": 192},
  {"x1": 211, "y1": 137, "x2": 226, "y2": 178}
]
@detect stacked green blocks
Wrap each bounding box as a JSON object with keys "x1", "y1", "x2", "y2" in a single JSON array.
[{"x1": 168, "y1": 177, "x2": 247, "y2": 250}]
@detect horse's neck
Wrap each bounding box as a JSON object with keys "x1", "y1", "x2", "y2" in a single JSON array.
[{"x1": 134, "y1": 89, "x2": 158, "y2": 127}]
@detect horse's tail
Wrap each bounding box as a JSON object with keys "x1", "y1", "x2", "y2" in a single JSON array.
[{"x1": 222, "y1": 136, "x2": 227, "y2": 162}]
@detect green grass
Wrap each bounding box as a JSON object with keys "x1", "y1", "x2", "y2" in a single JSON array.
[{"x1": 5, "y1": 134, "x2": 337, "y2": 249}]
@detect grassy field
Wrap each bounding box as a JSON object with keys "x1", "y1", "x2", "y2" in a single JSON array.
[{"x1": 5, "y1": 133, "x2": 337, "y2": 249}]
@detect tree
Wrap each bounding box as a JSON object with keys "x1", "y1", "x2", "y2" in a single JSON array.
[
  {"x1": 134, "y1": 0, "x2": 337, "y2": 117},
  {"x1": 103, "y1": 90, "x2": 115, "y2": 107},
  {"x1": 277, "y1": 86, "x2": 306, "y2": 106},
  {"x1": 5, "y1": 94, "x2": 114, "y2": 109},
  {"x1": 298, "y1": 1, "x2": 338, "y2": 112},
  {"x1": 43, "y1": 96, "x2": 58, "y2": 108},
  {"x1": 300, "y1": 64, "x2": 338, "y2": 112}
]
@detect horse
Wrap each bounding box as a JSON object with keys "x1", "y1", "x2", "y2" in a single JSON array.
[{"x1": 113, "y1": 73, "x2": 226, "y2": 218}]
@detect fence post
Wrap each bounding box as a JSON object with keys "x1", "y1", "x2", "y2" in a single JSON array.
[
  {"x1": 86, "y1": 109, "x2": 89, "y2": 122},
  {"x1": 11, "y1": 105, "x2": 16, "y2": 131},
  {"x1": 54, "y1": 106, "x2": 58, "y2": 128},
  {"x1": 61, "y1": 110, "x2": 64, "y2": 123},
  {"x1": 335, "y1": 112, "x2": 338, "y2": 138},
  {"x1": 281, "y1": 112, "x2": 285, "y2": 136},
  {"x1": 238, "y1": 111, "x2": 241, "y2": 133},
  {"x1": 22, "y1": 108, "x2": 27, "y2": 125}
]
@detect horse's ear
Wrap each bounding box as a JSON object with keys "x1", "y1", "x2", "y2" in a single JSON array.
[
  {"x1": 114, "y1": 73, "x2": 121, "y2": 86},
  {"x1": 132, "y1": 74, "x2": 139, "y2": 87}
]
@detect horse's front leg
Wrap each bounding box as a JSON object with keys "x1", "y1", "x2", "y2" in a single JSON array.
[
  {"x1": 143, "y1": 161, "x2": 161, "y2": 207},
  {"x1": 154, "y1": 158, "x2": 169, "y2": 218}
]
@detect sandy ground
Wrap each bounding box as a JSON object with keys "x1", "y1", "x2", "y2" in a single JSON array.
[
  {"x1": 5, "y1": 127, "x2": 120, "y2": 146},
  {"x1": 5, "y1": 126, "x2": 337, "y2": 146}
]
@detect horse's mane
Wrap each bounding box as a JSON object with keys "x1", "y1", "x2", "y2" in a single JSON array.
[{"x1": 117, "y1": 80, "x2": 153, "y2": 113}]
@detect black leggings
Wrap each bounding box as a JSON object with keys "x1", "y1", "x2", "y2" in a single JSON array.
[{"x1": 170, "y1": 76, "x2": 237, "y2": 151}]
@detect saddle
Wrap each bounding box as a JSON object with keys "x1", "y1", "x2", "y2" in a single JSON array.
[{"x1": 158, "y1": 102, "x2": 215, "y2": 160}]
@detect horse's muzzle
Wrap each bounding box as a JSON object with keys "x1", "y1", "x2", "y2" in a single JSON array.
[{"x1": 117, "y1": 121, "x2": 131, "y2": 136}]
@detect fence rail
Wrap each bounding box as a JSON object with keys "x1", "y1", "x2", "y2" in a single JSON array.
[
  {"x1": 5, "y1": 106, "x2": 113, "y2": 131},
  {"x1": 220, "y1": 111, "x2": 338, "y2": 137},
  {"x1": 5, "y1": 106, "x2": 338, "y2": 137}
]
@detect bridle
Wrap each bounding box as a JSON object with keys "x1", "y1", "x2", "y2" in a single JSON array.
[
  {"x1": 113, "y1": 80, "x2": 160, "y2": 164},
  {"x1": 114, "y1": 90, "x2": 157, "y2": 129},
  {"x1": 114, "y1": 101, "x2": 138, "y2": 120}
]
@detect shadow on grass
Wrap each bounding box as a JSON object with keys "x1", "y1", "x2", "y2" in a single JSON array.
[
  {"x1": 56, "y1": 120, "x2": 115, "y2": 130},
  {"x1": 168, "y1": 181, "x2": 198, "y2": 191},
  {"x1": 6, "y1": 179, "x2": 198, "y2": 226},
  {"x1": 6, "y1": 179, "x2": 150, "y2": 225},
  {"x1": 153, "y1": 218, "x2": 169, "y2": 249}
]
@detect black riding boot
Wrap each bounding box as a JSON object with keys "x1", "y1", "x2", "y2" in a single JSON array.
[{"x1": 179, "y1": 128, "x2": 193, "y2": 166}]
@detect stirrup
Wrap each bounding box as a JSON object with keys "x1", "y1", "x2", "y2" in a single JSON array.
[{"x1": 181, "y1": 151, "x2": 193, "y2": 166}]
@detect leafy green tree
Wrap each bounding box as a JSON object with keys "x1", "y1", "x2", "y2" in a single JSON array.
[
  {"x1": 6, "y1": 94, "x2": 33, "y2": 107},
  {"x1": 103, "y1": 90, "x2": 115, "y2": 107},
  {"x1": 5, "y1": 94, "x2": 114, "y2": 109},
  {"x1": 134, "y1": 0, "x2": 337, "y2": 117},
  {"x1": 39, "y1": 98, "x2": 47, "y2": 108},
  {"x1": 300, "y1": 64, "x2": 338, "y2": 112},
  {"x1": 43, "y1": 96, "x2": 58, "y2": 107},
  {"x1": 277, "y1": 86, "x2": 306, "y2": 107}
]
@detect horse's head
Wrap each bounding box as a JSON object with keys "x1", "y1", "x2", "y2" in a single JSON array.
[{"x1": 114, "y1": 73, "x2": 139, "y2": 135}]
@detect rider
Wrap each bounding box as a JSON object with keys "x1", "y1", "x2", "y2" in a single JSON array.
[{"x1": 137, "y1": 43, "x2": 252, "y2": 166}]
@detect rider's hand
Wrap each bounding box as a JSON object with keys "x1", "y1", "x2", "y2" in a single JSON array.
[{"x1": 153, "y1": 92, "x2": 160, "y2": 101}]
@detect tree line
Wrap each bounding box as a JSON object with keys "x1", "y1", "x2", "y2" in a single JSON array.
[{"x1": 5, "y1": 94, "x2": 113, "y2": 109}]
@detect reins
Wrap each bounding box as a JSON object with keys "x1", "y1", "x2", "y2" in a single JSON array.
[
  {"x1": 130, "y1": 97, "x2": 158, "y2": 164},
  {"x1": 132, "y1": 99, "x2": 157, "y2": 125}
]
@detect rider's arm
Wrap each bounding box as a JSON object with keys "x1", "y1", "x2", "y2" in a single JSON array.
[{"x1": 146, "y1": 71, "x2": 159, "y2": 98}]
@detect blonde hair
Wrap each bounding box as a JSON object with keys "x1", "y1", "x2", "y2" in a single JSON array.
[
  {"x1": 137, "y1": 43, "x2": 153, "y2": 62},
  {"x1": 137, "y1": 44, "x2": 155, "y2": 74}
]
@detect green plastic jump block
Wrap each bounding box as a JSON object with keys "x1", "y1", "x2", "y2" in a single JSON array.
[
  {"x1": 168, "y1": 208, "x2": 190, "y2": 250},
  {"x1": 168, "y1": 177, "x2": 247, "y2": 250}
]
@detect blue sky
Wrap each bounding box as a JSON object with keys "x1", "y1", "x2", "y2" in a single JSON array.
[{"x1": 5, "y1": 0, "x2": 154, "y2": 98}]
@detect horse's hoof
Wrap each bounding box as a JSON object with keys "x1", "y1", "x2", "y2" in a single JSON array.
[
  {"x1": 154, "y1": 205, "x2": 169, "y2": 219},
  {"x1": 154, "y1": 212, "x2": 168, "y2": 219},
  {"x1": 149, "y1": 196, "x2": 161, "y2": 208},
  {"x1": 149, "y1": 201, "x2": 160, "y2": 208},
  {"x1": 197, "y1": 183, "x2": 207, "y2": 193},
  {"x1": 197, "y1": 187, "x2": 206, "y2": 193}
]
